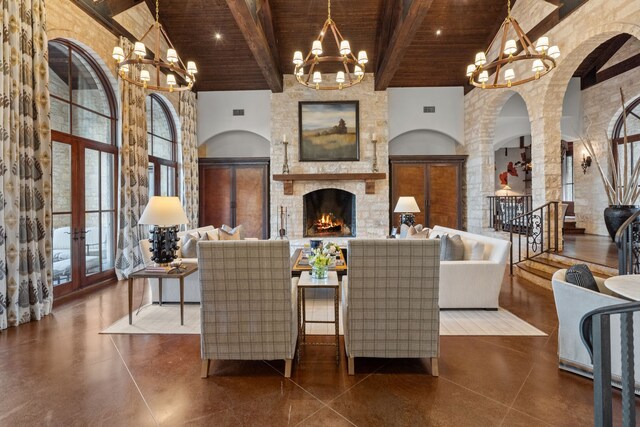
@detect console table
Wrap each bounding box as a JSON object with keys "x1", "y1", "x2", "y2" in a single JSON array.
[{"x1": 297, "y1": 271, "x2": 340, "y2": 365}]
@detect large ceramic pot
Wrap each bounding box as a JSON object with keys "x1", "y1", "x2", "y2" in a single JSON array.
[{"x1": 604, "y1": 205, "x2": 639, "y2": 241}]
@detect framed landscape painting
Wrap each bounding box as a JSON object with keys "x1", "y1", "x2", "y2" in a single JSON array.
[{"x1": 298, "y1": 101, "x2": 359, "y2": 161}]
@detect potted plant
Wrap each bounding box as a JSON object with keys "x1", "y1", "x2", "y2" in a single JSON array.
[{"x1": 582, "y1": 88, "x2": 640, "y2": 241}]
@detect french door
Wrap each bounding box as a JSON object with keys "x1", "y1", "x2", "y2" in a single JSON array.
[{"x1": 52, "y1": 132, "x2": 118, "y2": 297}]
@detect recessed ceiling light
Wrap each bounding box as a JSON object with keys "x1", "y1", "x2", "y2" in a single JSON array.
[
  {"x1": 215, "y1": 33, "x2": 222, "y2": 40},
  {"x1": 436, "y1": 29, "x2": 442, "y2": 36}
]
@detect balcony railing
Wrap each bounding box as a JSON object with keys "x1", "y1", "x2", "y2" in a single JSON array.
[
  {"x1": 615, "y1": 210, "x2": 640, "y2": 275},
  {"x1": 488, "y1": 195, "x2": 533, "y2": 232}
]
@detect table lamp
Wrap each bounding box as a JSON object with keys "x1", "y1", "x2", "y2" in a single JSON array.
[
  {"x1": 502, "y1": 184, "x2": 511, "y2": 196},
  {"x1": 394, "y1": 196, "x2": 420, "y2": 227},
  {"x1": 139, "y1": 196, "x2": 189, "y2": 266}
]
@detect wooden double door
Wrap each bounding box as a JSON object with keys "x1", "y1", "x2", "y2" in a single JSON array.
[
  {"x1": 390, "y1": 156, "x2": 466, "y2": 230},
  {"x1": 199, "y1": 158, "x2": 270, "y2": 239}
]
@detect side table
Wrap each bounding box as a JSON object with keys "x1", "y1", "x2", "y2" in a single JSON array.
[
  {"x1": 128, "y1": 264, "x2": 198, "y2": 325},
  {"x1": 297, "y1": 271, "x2": 340, "y2": 365}
]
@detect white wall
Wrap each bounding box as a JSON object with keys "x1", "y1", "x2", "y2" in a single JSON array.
[
  {"x1": 201, "y1": 130, "x2": 270, "y2": 158},
  {"x1": 494, "y1": 146, "x2": 529, "y2": 195},
  {"x1": 494, "y1": 93, "x2": 531, "y2": 148},
  {"x1": 388, "y1": 87, "x2": 464, "y2": 143},
  {"x1": 561, "y1": 77, "x2": 583, "y2": 141},
  {"x1": 197, "y1": 90, "x2": 272, "y2": 144}
]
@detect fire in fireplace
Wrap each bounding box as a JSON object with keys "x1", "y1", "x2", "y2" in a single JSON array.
[{"x1": 303, "y1": 189, "x2": 355, "y2": 237}]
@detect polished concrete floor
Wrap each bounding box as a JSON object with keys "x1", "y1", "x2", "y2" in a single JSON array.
[{"x1": 1, "y1": 273, "x2": 637, "y2": 426}]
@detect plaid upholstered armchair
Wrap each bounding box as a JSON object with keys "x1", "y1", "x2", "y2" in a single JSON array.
[
  {"x1": 343, "y1": 239, "x2": 441, "y2": 376},
  {"x1": 197, "y1": 240, "x2": 298, "y2": 378}
]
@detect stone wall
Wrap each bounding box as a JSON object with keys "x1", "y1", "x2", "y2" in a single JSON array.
[
  {"x1": 270, "y1": 75, "x2": 389, "y2": 238},
  {"x1": 463, "y1": 0, "x2": 640, "y2": 236}
]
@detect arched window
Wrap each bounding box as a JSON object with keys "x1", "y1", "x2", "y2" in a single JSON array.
[
  {"x1": 49, "y1": 39, "x2": 118, "y2": 297},
  {"x1": 613, "y1": 96, "x2": 640, "y2": 144},
  {"x1": 612, "y1": 96, "x2": 640, "y2": 173},
  {"x1": 147, "y1": 94, "x2": 178, "y2": 197}
]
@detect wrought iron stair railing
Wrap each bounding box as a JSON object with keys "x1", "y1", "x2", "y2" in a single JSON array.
[
  {"x1": 580, "y1": 301, "x2": 640, "y2": 427},
  {"x1": 509, "y1": 201, "x2": 561, "y2": 275},
  {"x1": 615, "y1": 210, "x2": 640, "y2": 275},
  {"x1": 487, "y1": 195, "x2": 533, "y2": 232}
]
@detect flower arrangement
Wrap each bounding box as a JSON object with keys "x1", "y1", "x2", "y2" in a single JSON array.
[
  {"x1": 323, "y1": 241, "x2": 340, "y2": 256},
  {"x1": 309, "y1": 248, "x2": 332, "y2": 268},
  {"x1": 308, "y1": 242, "x2": 340, "y2": 279}
]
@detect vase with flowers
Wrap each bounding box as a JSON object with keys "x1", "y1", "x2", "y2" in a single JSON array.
[{"x1": 309, "y1": 247, "x2": 332, "y2": 279}]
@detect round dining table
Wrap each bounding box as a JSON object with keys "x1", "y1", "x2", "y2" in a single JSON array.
[{"x1": 604, "y1": 274, "x2": 640, "y2": 301}]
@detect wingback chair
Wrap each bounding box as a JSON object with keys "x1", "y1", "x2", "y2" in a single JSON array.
[
  {"x1": 197, "y1": 240, "x2": 297, "y2": 378},
  {"x1": 343, "y1": 239, "x2": 441, "y2": 376}
]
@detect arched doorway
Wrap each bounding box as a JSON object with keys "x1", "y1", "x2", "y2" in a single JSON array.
[{"x1": 49, "y1": 39, "x2": 118, "y2": 297}]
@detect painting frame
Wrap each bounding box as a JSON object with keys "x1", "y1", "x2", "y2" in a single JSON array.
[{"x1": 298, "y1": 100, "x2": 360, "y2": 162}]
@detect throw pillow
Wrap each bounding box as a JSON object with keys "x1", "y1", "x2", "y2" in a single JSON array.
[
  {"x1": 399, "y1": 223, "x2": 411, "y2": 239},
  {"x1": 407, "y1": 226, "x2": 431, "y2": 239},
  {"x1": 205, "y1": 229, "x2": 219, "y2": 241},
  {"x1": 461, "y1": 238, "x2": 486, "y2": 260},
  {"x1": 414, "y1": 224, "x2": 423, "y2": 233},
  {"x1": 180, "y1": 232, "x2": 201, "y2": 258},
  {"x1": 565, "y1": 264, "x2": 599, "y2": 292},
  {"x1": 220, "y1": 224, "x2": 243, "y2": 240},
  {"x1": 440, "y1": 234, "x2": 465, "y2": 261}
]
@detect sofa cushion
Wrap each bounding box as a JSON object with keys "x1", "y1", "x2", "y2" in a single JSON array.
[
  {"x1": 440, "y1": 234, "x2": 464, "y2": 261},
  {"x1": 399, "y1": 223, "x2": 411, "y2": 238},
  {"x1": 181, "y1": 232, "x2": 202, "y2": 258},
  {"x1": 205, "y1": 229, "x2": 220, "y2": 241},
  {"x1": 462, "y1": 238, "x2": 486, "y2": 261},
  {"x1": 220, "y1": 224, "x2": 243, "y2": 240},
  {"x1": 565, "y1": 264, "x2": 599, "y2": 292}
]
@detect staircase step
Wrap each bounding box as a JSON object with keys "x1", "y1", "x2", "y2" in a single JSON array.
[
  {"x1": 513, "y1": 264, "x2": 553, "y2": 290},
  {"x1": 542, "y1": 252, "x2": 617, "y2": 278},
  {"x1": 563, "y1": 228, "x2": 586, "y2": 234},
  {"x1": 564, "y1": 221, "x2": 577, "y2": 227}
]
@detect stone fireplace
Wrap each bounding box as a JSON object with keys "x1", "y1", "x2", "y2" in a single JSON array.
[
  {"x1": 270, "y1": 75, "x2": 389, "y2": 239},
  {"x1": 303, "y1": 189, "x2": 356, "y2": 237}
]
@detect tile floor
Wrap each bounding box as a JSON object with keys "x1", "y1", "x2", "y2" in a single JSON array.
[{"x1": 1, "y1": 272, "x2": 638, "y2": 426}]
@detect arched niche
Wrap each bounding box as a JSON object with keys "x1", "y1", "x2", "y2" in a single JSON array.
[
  {"x1": 201, "y1": 130, "x2": 270, "y2": 158},
  {"x1": 389, "y1": 129, "x2": 460, "y2": 156}
]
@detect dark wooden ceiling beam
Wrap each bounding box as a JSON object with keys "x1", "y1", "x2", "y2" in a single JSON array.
[
  {"x1": 591, "y1": 53, "x2": 640, "y2": 88},
  {"x1": 374, "y1": 0, "x2": 434, "y2": 91},
  {"x1": 225, "y1": 0, "x2": 283, "y2": 93}
]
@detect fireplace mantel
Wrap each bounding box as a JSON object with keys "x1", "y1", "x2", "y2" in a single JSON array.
[{"x1": 272, "y1": 173, "x2": 387, "y2": 195}]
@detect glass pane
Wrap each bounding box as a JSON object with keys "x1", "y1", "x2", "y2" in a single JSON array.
[
  {"x1": 71, "y1": 49, "x2": 110, "y2": 116},
  {"x1": 101, "y1": 212, "x2": 115, "y2": 271},
  {"x1": 101, "y1": 153, "x2": 114, "y2": 210},
  {"x1": 152, "y1": 99, "x2": 173, "y2": 140},
  {"x1": 52, "y1": 214, "x2": 72, "y2": 285},
  {"x1": 85, "y1": 213, "x2": 101, "y2": 276},
  {"x1": 48, "y1": 42, "x2": 70, "y2": 101},
  {"x1": 72, "y1": 106, "x2": 111, "y2": 144},
  {"x1": 153, "y1": 138, "x2": 174, "y2": 161},
  {"x1": 85, "y1": 149, "x2": 100, "y2": 211},
  {"x1": 52, "y1": 142, "x2": 71, "y2": 213},
  {"x1": 148, "y1": 163, "x2": 155, "y2": 198},
  {"x1": 51, "y1": 97, "x2": 70, "y2": 133},
  {"x1": 160, "y1": 165, "x2": 176, "y2": 197},
  {"x1": 627, "y1": 105, "x2": 640, "y2": 136}
]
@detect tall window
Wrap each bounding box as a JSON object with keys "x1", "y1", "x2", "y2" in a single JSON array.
[
  {"x1": 49, "y1": 39, "x2": 118, "y2": 297},
  {"x1": 147, "y1": 94, "x2": 178, "y2": 198}
]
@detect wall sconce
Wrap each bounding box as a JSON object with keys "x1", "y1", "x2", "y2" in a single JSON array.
[{"x1": 581, "y1": 154, "x2": 592, "y2": 174}]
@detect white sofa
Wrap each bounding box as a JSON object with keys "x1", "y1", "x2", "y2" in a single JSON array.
[
  {"x1": 552, "y1": 269, "x2": 640, "y2": 394},
  {"x1": 430, "y1": 226, "x2": 511, "y2": 309},
  {"x1": 140, "y1": 225, "x2": 215, "y2": 303}
]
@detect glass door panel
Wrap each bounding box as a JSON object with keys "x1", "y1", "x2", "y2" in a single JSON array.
[
  {"x1": 52, "y1": 141, "x2": 72, "y2": 286},
  {"x1": 101, "y1": 212, "x2": 115, "y2": 271},
  {"x1": 85, "y1": 212, "x2": 100, "y2": 276},
  {"x1": 160, "y1": 164, "x2": 176, "y2": 196}
]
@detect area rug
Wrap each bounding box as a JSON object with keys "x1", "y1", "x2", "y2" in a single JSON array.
[{"x1": 101, "y1": 299, "x2": 546, "y2": 337}]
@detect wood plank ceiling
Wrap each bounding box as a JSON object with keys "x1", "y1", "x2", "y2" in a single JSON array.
[{"x1": 78, "y1": 0, "x2": 537, "y2": 92}]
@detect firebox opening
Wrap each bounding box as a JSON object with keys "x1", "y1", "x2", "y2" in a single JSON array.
[{"x1": 303, "y1": 189, "x2": 356, "y2": 237}]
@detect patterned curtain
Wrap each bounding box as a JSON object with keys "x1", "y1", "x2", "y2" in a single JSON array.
[
  {"x1": 179, "y1": 91, "x2": 198, "y2": 228},
  {"x1": 0, "y1": 0, "x2": 52, "y2": 329},
  {"x1": 115, "y1": 37, "x2": 149, "y2": 280}
]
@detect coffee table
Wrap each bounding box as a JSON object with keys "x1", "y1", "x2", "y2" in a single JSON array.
[
  {"x1": 128, "y1": 264, "x2": 198, "y2": 325},
  {"x1": 297, "y1": 271, "x2": 340, "y2": 365},
  {"x1": 291, "y1": 248, "x2": 347, "y2": 278}
]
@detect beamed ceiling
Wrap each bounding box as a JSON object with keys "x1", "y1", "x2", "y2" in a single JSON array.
[{"x1": 75, "y1": 0, "x2": 600, "y2": 93}]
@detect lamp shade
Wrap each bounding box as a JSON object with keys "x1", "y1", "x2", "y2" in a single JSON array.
[
  {"x1": 358, "y1": 50, "x2": 368, "y2": 64},
  {"x1": 503, "y1": 184, "x2": 512, "y2": 190},
  {"x1": 548, "y1": 45, "x2": 561, "y2": 59},
  {"x1": 394, "y1": 196, "x2": 421, "y2": 213},
  {"x1": 535, "y1": 36, "x2": 549, "y2": 52},
  {"x1": 474, "y1": 52, "x2": 487, "y2": 67},
  {"x1": 313, "y1": 71, "x2": 322, "y2": 83},
  {"x1": 166, "y1": 48, "x2": 178, "y2": 63},
  {"x1": 312, "y1": 40, "x2": 323, "y2": 56},
  {"x1": 293, "y1": 50, "x2": 304, "y2": 65},
  {"x1": 504, "y1": 39, "x2": 517, "y2": 56},
  {"x1": 139, "y1": 196, "x2": 189, "y2": 226},
  {"x1": 504, "y1": 68, "x2": 515, "y2": 81},
  {"x1": 134, "y1": 42, "x2": 146, "y2": 57},
  {"x1": 339, "y1": 40, "x2": 351, "y2": 55},
  {"x1": 112, "y1": 46, "x2": 125, "y2": 62},
  {"x1": 139, "y1": 69, "x2": 150, "y2": 82},
  {"x1": 336, "y1": 71, "x2": 345, "y2": 83},
  {"x1": 166, "y1": 74, "x2": 177, "y2": 86}
]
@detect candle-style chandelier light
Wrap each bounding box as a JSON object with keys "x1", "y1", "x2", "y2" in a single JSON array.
[
  {"x1": 111, "y1": 0, "x2": 197, "y2": 92},
  {"x1": 292, "y1": 0, "x2": 368, "y2": 90},
  {"x1": 466, "y1": 0, "x2": 560, "y2": 89}
]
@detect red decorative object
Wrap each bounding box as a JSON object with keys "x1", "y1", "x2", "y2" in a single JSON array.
[
  {"x1": 507, "y1": 161, "x2": 519, "y2": 177},
  {"x1": 499, "y1": 171, "x2": 508, "y2": 186}
]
